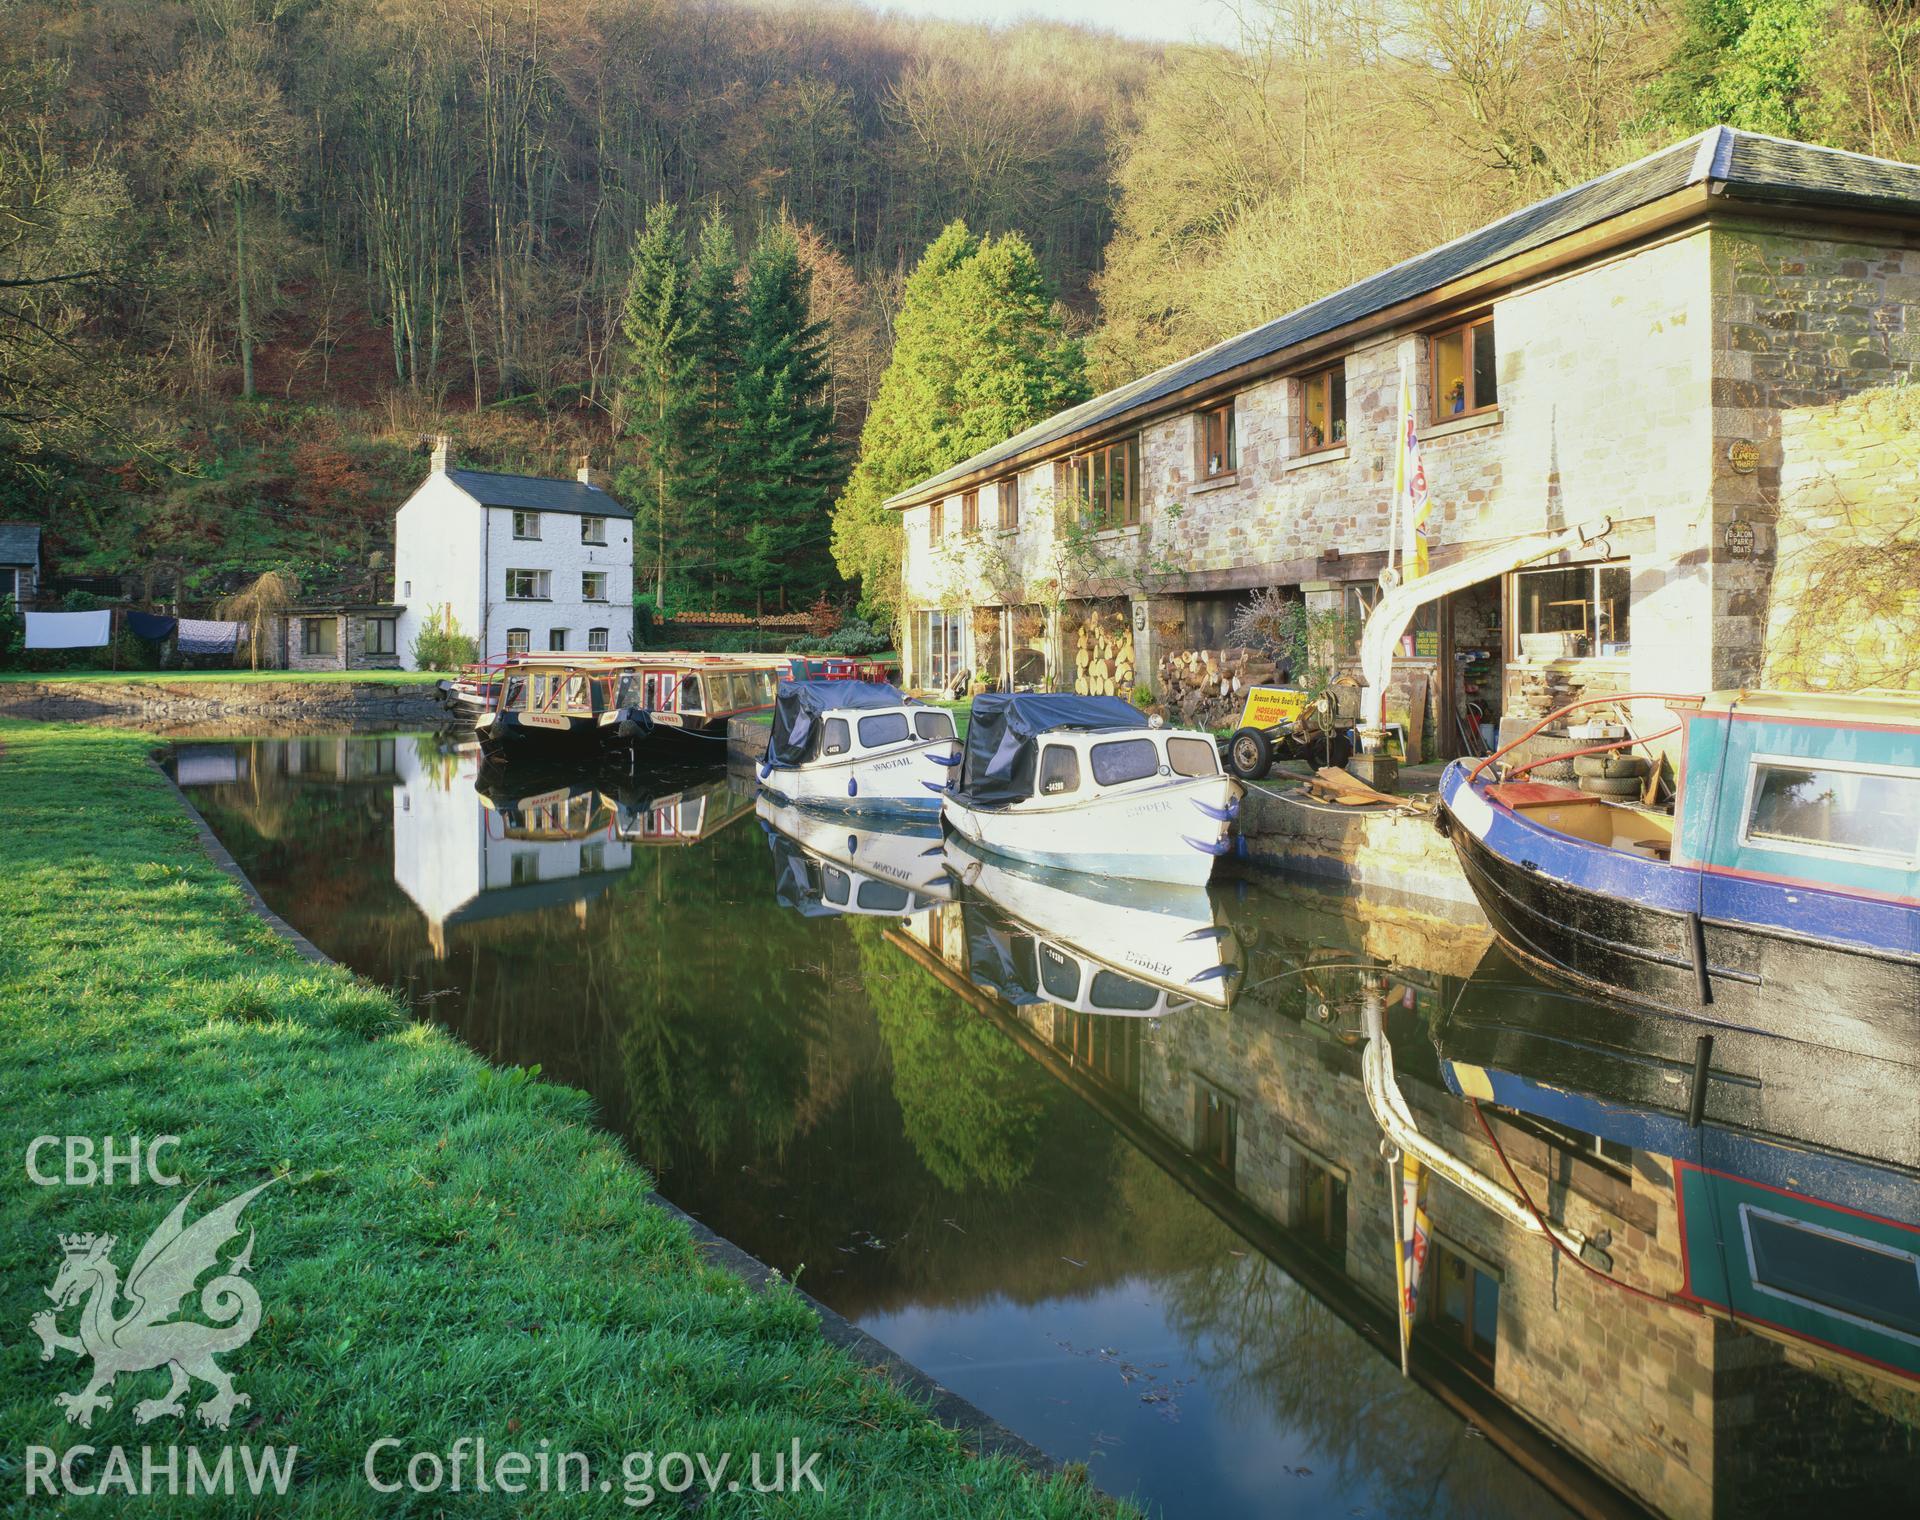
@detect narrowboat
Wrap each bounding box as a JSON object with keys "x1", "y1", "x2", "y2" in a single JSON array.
[
  {"x1": 474, "y1": 660, "x2": 617, "y2": 759},
  {"x1": 596, "y1": 653, "x2": 780, "y2": 755},
  {"x1": 1438, "y1": 690, "x2": 1920, "y2": 1062},
  {"x1": 1436, "y1": 967, "x2": 1919, "y2": 1385},
  {"x1": 947, "y1": 836, "x2": 1240, "y2": 1011},
  {"x1": 937, "y1": 693, "x2": 1242, "y2": 885},
  {"x1": 758, "y1": 679, "x2": 958, "y2": 815},
  {"x1": 758, "y1": 794, "x2": 953, "y2": 917}
]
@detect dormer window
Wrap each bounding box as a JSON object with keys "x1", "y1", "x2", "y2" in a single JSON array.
[{"x1": 512, "y1": 510, "x2": 541, "y2": 539}]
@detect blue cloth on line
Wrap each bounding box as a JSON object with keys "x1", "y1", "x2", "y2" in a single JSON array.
[{"x1": 126, "y1": 610, "x2": 177, "y2": 642}]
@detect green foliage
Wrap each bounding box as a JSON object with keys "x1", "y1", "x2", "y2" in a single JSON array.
[
  {"x1": 618, "y1": 203, "x2": 695, "y2": 609},
  {"x1": 788, "y1": 615, "x2": 891, "y2": 656},
  {"x1": 1660, "y1": 0, "x2": 1829, "y2": 135},
  {"x1": 409, "y1": 604, "x2": 476, "y2": 671},
  {"x1": 1130, "y1": 682, "x2": 1154, "y2": 708},
  {"x1": 832, "y1": 221, "x2": 1088, "y2": 624}
]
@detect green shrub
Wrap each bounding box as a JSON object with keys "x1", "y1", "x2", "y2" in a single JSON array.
[
  {"x1": 1130, "y1": 682, "x2": 1154, "y2": 708},
  {"x1": 790, "y1": 615, "x2": 890, "y2": 656},
  {"x1": 410, "y1": 604, "x2": 478, "y2": 670}
]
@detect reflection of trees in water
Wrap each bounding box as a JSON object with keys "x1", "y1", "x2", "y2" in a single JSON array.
[{"x1": 853, "y1": 918, "x2": 1057, "y2": 1193}]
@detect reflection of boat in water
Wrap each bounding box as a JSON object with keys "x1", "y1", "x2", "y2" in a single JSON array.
[
  {"x1": 598, "y1": 765, "x2": 756, "y2": 847},
  {"x1": 940, "y1": 693, "x2": 1242, "y2": 886},
  {"x1": 757, "y1": 795, "x2": 951, "y2": 917},
  {"x1": 1438, "y1": 689, "x2": 1920, "y2": 1062},
  {"x1": 1438, "y1": 959, "x2": 1920, "y2": 1384},
  {"x1": 946, "y1": 835, "x2": 1240, "y2": 1013}
]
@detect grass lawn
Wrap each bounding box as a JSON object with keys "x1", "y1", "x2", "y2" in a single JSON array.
[
  {"x1": 0, "y1": 721, "x2": 1120, "y2": 1517},
  {"x1": 0, "y1": 669, "x2": 442, "y2": 685}
]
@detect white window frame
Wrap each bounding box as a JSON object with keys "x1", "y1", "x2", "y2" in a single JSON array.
[
  {"x1": 1739, "y1": 1202, "x2": 1920, "y2": 1348},
  {"x1": 512, "y1": 510, "x2": 541, "y2": 540},
  {"x1": 505, "y1": 628, "x2": 530, "y2": 655},
  {"x1": 505, "y1": 569, "x2": 550, "y2": 601},
  {"x1": 581, "y1": 515, "x2": 607, "y2": 545},
  {"x1": 588, "y1": 627, "x2": 609, "y2": 652},
  {"x1": 582, "y1": 571, "x2": 608, "y2": 602},
  {"x1": 1736, "y1": 753, "x2": 1920, "y2": 871},
  {"x1": 1508, "y1": 560, "x2": 1632, "y2": 665}
]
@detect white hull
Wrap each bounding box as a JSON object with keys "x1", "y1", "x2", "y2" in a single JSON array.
[
  {"x1": 945, "y1": 838, "x2": 1240, "y2": 1009},
  {"x1": 942, "y1": 773, "x2": 1242, "y2": 886},
  {"x1": 761, "y1": 737, "x2": 950, "y2": 814}
]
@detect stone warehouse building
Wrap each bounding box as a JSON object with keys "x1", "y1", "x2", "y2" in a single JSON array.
[{"x1": 887, "y1": 128, "x2": 1920, "y2": 754}]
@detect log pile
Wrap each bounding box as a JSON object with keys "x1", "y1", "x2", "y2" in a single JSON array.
[
  {"x1": 1072, "y1": 615, "x2": 1136, "y2": 697},
  {"x1": 1155, "y1": 645, "x2": 1279, "y2": 727}
]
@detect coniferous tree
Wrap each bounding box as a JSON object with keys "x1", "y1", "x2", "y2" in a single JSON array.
[
  {"x1": 617, "y1": 203, "x2": 693, "y2": 611},
  {"x1": 831, "y1": 221, "x2": 1086, "y2": 625},
  {"x1": 732, "y1": 222, "x2": 845, "y2": 610},
  {"x1": 682, "y1": 208, "x2": 744, "y2": 609}
]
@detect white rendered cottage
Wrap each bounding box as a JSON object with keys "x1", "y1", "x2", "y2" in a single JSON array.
[{"x1": 394, "y1": 437, "x2": 634, "y2": 667}]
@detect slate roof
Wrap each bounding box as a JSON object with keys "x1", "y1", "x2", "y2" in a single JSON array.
[
  {"x1": 887, "y1": 127, "x2": 1920, "y2": 509},
  {"x1": 446, "y1": 468, "x2": 631, "y2": 519},
  {"x1": 0, "y1": 521, "x2": 42, "y2": 565}
]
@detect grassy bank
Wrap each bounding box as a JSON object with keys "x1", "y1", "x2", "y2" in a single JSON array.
[
  {"x1": 0, "y1": 722, "x2": 1119, "y2": 1517},
  {"x1": 0, "y1": 669, "x2": 442, "y2": 684}
]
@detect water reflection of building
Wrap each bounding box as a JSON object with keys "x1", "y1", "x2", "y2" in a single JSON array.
[
  {"x1": 392, "y1": 745, "x2": 633, "y2": 958},
  {"x1": 890, "y1": 883, "x2": 1920, "y2": 1520}
]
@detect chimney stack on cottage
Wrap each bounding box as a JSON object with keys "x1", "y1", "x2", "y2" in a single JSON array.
[
  {"x1": 428, "y1": 434, "x2": 451, "y2": 473},
  {"x1": 574, "y1": 453, "x2": 610, "y2": 492}
]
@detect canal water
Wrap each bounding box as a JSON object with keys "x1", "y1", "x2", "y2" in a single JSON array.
[{"x1": 173, "y1": 734, "x2": 1920, "y2": 1520}]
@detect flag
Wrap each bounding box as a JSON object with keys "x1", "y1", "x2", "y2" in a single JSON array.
[
  {"x1": 1392, "y1": 371, "x2": 1431, "y2": 580},
  {"x1": 1393, "y1": 1153, "x2": 1432, "y2": 1369}
]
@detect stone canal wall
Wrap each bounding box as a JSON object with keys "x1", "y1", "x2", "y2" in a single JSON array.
[
  {"x1": 0, "y1": 677, "x2": 447, "y2": 728},
  {"x1": 1237, "y1": 782, "x2": 1482, "y2": 918}
]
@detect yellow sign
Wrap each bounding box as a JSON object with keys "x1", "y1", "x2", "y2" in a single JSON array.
[
  {"x1": 520, "y1": 712, "x2": 572, "y2": 730},
  {"x1": 1237, "y1": 686, "x2": 1311, "y2": 731}
]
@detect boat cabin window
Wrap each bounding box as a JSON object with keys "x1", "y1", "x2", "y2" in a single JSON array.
[
  {"x1": 823, "y1": 867, "x2": 851, "y2": 906},
  {"x1": 822, "y1": 718, "x2": 851, "y2": 757},
  {"x1": 914, "y1": 709, "x2": 956, "y2": 742},
  {"x1": 501, "y1": 676, "x2": 527, "y2": 710},
  {"x1": 1090, "y1": 970, "x2": 1158, "y2": 1012},
  {"x1": 679, "y1": 676, "x2": 703, "y2": 715},
  {"x1": 857, "y1": 712, "x2": 911, "y2": 748},
  {"x1": 1091, "y1": 738, "x2": 1162, "y2": 787},
  {"x1": 1167, "y1": 737, "x2": 1218, "y2": 777},
  {"x1": 1741, "y1": 1204, "x2": 1920, "y2": 1337},
  {"x1": 857, "y1": 881, "x2": 912, "y2": 913},
  {"x1": 564, "y1": 676, "x2": 591, "y2": 709},
  {"x1": 1744, "y1": 760, "x2": 1920, "y2": 866},
  {"x1": 1039, "y1": 745, "x2": 1080, "y2": 796},
  {"x1": 1039, "y1": 944, "x2": 1081, "y2": 1001}
]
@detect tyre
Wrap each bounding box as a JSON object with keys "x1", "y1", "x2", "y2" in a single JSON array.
[
  {"x1": 1579, "y1": 774, "x2": 1645, "y2": 797},
  {"x1": 1228, "y1": 726, "x2": 1275, "y2": 781},
  {"x1": 1300, "y1": 731, "x2": 1353, "y2": 770},
  {"x1": 1574, "y1": 752, "x2": 1649, "y2": 779}
]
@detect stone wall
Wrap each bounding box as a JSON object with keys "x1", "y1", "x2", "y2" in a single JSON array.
[
  {"x1": 1761, "y1": 383, "x2": 1920, "y2": 690},
  {"x1": 0, "y1": 679, "x2": 446, "y2": 728}
]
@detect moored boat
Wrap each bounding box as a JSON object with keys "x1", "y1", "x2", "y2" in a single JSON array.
[
  {"x1": 473, "y1": 659, "x2": 618, "y2": 759},
  {"x1": 946, "y1": 835, "x2": 1240, "y2": 1011},
  {"x1": 937, "y1": 693, "x2": 1242, "y2": 886},
  {"x1": 596, "y1": 653, "x2": 780, "y2": 756},
  {"x1": 758, "y1": 679, "x2": 958, "y2": 815},
  {"x1": 758, "y1": 794, "x2": 952, "y2": 917},
  {"x1": 1438, "y1": 689, "x2": 1920, "y2": 1061}
]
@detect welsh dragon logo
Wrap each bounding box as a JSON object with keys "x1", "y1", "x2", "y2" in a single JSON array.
[{"x1": 31, "y1": 1180, "x2": 274, "y2": 1430}]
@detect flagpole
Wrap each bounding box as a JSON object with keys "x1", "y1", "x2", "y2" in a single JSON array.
[{"x1": 1386, "y1": 1141, "x2": 1409, "y2": 1378}]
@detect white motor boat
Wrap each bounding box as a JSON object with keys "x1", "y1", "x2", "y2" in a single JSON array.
[
  {"x1": 758, "y1": 794, "x2": 953, "y2": 917},
  {"x1": 937, "y1": 693, "x2": 1242, "y2": 885},
  {"x1": 946, "y1": 836, "x2": 1241, "y2": 1012},
  {"x1": 758, "y1": 679, "x2": 958, "y2": 815}
]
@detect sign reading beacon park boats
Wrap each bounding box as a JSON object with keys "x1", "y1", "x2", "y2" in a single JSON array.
[{"x1": 1237, "y1": 686, "x2": 1312, "y2": 731}]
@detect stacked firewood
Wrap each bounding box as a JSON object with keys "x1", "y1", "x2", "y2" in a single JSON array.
[
  {"x1": 1072, "y1": 615, "x2": 1136, "y2": 697},
  {"x1": 1155, "y1": 646, "x2": 1279, "y2": 726}
]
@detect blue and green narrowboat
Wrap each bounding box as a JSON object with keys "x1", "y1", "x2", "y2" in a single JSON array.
[{"x1": 1438, "y1": 690, "x2": 1920, "y2": 1061}]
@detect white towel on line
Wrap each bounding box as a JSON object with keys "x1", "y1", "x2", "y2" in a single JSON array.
[{"x1": 23, "y1": 609, "x2": 113, "y2": 649}]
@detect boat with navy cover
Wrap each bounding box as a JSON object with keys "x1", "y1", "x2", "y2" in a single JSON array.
[
  {"x1": 1438, "y1": 689, "x2": 1920, "y2": 1062},
  {"x1": 946, "y1": 835, "x2": 1240, "y2": 1011},
  {"x1": 758, "y1": 795, "x2": 953, "y2": 917},
  {"x1": 936, "y1": 692, "x2": 1242, "y2": 885},
  {"x1": 757, "y1": 679, "x2": 957, "y2": 815}
]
